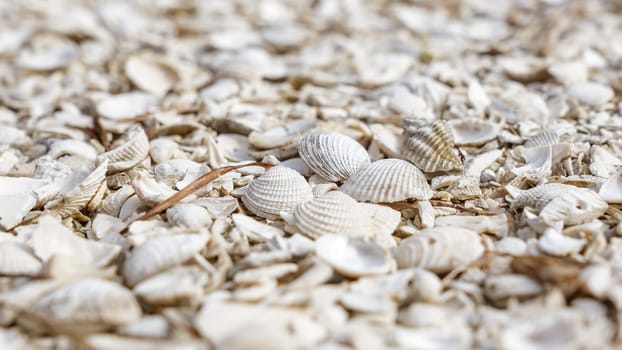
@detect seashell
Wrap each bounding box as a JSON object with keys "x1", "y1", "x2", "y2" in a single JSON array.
[
  {"x1": 98, "y1": 124, "x2": 150, "y2": 173},
  {"x1": 16, "y1": 34, "x2": 76, "y2": 71},
  {"x1": 396, "y1": 227, "x2": 484, "y2": 273},
  {"x1": 149, "y1": 138, "x2": 187, "y2": 164},
  {"x1": 96, "y1": 93, "x2": 158, "y2": 121},
  {"x1": 599, "y1": 169, "x2": 622, "y2": 203},
  {"x1": 45, "y1": 159, "x2": 108, "y2": 217},
  {"x1": 48, "y1": 139, "x2": 97, "y2": 161},
  {"x1": 101, "y1": 185, "x2": 135, "y2": 217},
  {"x1": 449, "y1": 118, "x2": 499, "y2": 146},
  {"x1": 233, "y1": 263, "x2": 298, "y2": 285},
  {"x1": 579, "y1": 264, "x2": 612, "y2": 299},
  {"x1": 339, "y1": 292, "x2": 396, "y2": 314},
  {"x1": 341, "y1": 159, "x2": 432, "y2": 203},
  {"x1": 524, "y1": 130, "x2": 559, "y2": 148},
  {"x1": 590, "y1": 146, "x2": 622, "y2": 178},
  {"x1": 28, "y1": 278, "x2": 141, "y2": 334},
  {"x1": 298, "y1": 132, "x2": 370, "y2": 182},
  {"x1": 464, "y1": 149, "x2": 502, "y2": 178},
  {"x1": 369, "y1": 123, "x2": 402, "y2": 159},
  {"x1": 125, "y1": 55, "x2": 177, "y2": 97},
  {"x1": 166, "y1": 203, "x2": 212, "y2": 229},
  {"x1": 0, "y1": 177, "x2": 49, "y2": 230},
  {"x1": 548, "y1": 60, "x2": 587, "y2": 84},
  {"x1": 436, "y1": 214, "x2": 511, "y2": 237},
  {"x1": 241, "y1": 166, "x2": 313, "y2": 219},
  {"x1": 118, "y1": 315, "x2": 170, "y2": 339},
  {"x1": 133, "y1": 266, "x2": 209, "y2": 306},
  {"x1": 565, "y1": 82, "x2": 613, "y2": 107},
  {"x1": 401, "y1": 119, "x2": 463, "y2": 172},
  {"x1": 131, "y1": 169, "x2": 178, "y2": 206},
  {"x1": 232, "y1": 213, "x2": 283, "y2": 242},
  {"x1": 249, "y1": 119, "x2": 315, "y2": 150},
  {"x1": 0, "y1": 242, "x2": 41, "y2": 276},
  {"x1": 122, "y1": 232, "x2": 210, "y2": 287},
  {"x1": 29, "y1": 215, "x2": 121, "y2": 268},
  {"x1": 484, "y1": 274, "x2": 543, "y2": 301},
  {"x1": 538, "y1": 228, "x2": 585, "y2": 256},
  {"x1": 467, "y1": 79, "x2": 490, "y2": 112},
  {"x1": 489, "y1": 90, "x2": 549, "y2": 125},
  {"x1": 315, "y1": 234, "x2": 393, "y2": 278},
  {"x1": 361, "y1": 202, "x2": 402, "y2": 238}
]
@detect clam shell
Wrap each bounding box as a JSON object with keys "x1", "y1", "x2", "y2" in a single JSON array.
[
  {"x1": 0, "y1": 242, "x2": 41, "y2": 276},
  {"x1": 401, "y1": 119, "x2": 462, "y2": 173},
  {"x1": 166, "y1": 203, "x2": 212, "y2": 229},
  {"x1": 96, "y1": 93, "x2": 158, "y2": 121},
  {"x1": 125, "y1": 55, "x2": 177, "y2": 97},
  {"x1": 340, "y1": 159, "x2": 432, "y2": 203},
  {"x1": 28, "y1": 278, "x2": 141, "y2": 334},
  {"x1": 133, "y1": 265, "x2": 208, "y2": 306},
  {"x1": 599, "y1": 169, "x2": 622, "y2": 203},
  {"x1": 298, "y1": 132, "x2": 370, "y2": 182},
  {"x1": 449, "y1": 118, "x2": 499, "y2": 146},
  {"x1": 315, "y1": 234, "x2": 393, "y2": 278},
  {"x1": 524, "y1": 130, "x2": 559, "y2": 148},
  {"x1": 566, "y1": 82, "x2": 613, "y2": 107},
  {"x1": 396, "y1": 227, "x2": 484, "y2": 273},
  {"x1": 98, "y1": 124, "x2": 150, "y2": 173},
  {"x1": 241, "y1": 166, "x2": 313, "y2": 219},
  {"x1": 122, "y1": 232, "x2": 210, "y2": 287}
]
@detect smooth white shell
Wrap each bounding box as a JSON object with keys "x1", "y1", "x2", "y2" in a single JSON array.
[{"x1": 315, "y1": 234, "x2": 393, "y2": 277}]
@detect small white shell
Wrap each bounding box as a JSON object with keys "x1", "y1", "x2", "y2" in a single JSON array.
[
  {"x1": 28, "y1": 278, "x2": 141, "y2": 334},
  {"x1": 96, "y1": 93, "x2": 158, "y2": 121},
  {"x1": 241, "y1": 166, "x2": 313, "y2": 219},
  {"x1": 0, "y1": 242, "x2": 41, "y2": 276},
  {"x1": 133, "y1": 266, "x2": 208, "y2": 306},
  {"x1": 484, "y1": 274, "x2": 543, "y2": 301},
  {"x1": 599, "y1": 169, "x2": 622, "y2": 203},
  {"x1": 125, "y1": 55, "x2": 177, "y2": 97},
  {"x1": 401, "y1": 119, "x2": 463, "y2": 173},
  {"x1": 396, "y1": 227, "x2": 484, "y2": 273},
  {"x1": 298, "y1": 132, "x2": 370, "y2": 182},
  {"x1": 166, "y1": 203, "x2": 212, "y2": 229},
  {"x1": 98, "y1": 124, "x2": 150, "y2": 173},
  {"x1": 435, "y1": 214, "x2": 511, "y2": 237},
  {"x1": 315, "y1": 234, "x2": 393, "y2": 278},
  {"x1": 566, "y1": 82, "x2": 613, "y2": 107},
  {"x1": 449, "y1": 118, "x2": 499, "y2": 146},
  {"x1": 341, "y1": 159, "x2": 432, "y2": 203},
  {"x1": 249, "y1": 119, "x2": 315, "y2": 150},
  {"x1": 122, "y1": 232, "x2": 210, "y2": 287}
]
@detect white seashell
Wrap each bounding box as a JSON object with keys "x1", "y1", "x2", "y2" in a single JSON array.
[
  {"x1": 449, "y1": 118, "x2": 499, "y2": 146},
  {"x1": 548, "y1": 60, "x2": 587, "y2": 84},
  {"x1": 361, "y1": 202, "x2": 401, "y2": 237},
  {"x1": 398, "y1": 303, "x2": 460, "y2": 328},
  {"x1": 16, "y1": 34, "x2": 76, "y2": 71},
  {"x1": 241, "y1": 166, "x2": 313, "y2": 219},
  {"x1": 599, "y1": 169, "x2": 622, "y2": 203},
  {"x1": 28, "y1": 215, "x2": 121, "y2": 268},
  {"x1": 249, "y1": 119, "x2": 315, "y2": 150},
  {"x1": 118, "y1": 315, "x2": 170, "y2": 339},
  {"x1": 298, "y1": 132, "x2": 370, "y2": 182},
  {"x1": 341, "y1": 159, "x2": 432, "y2": 203},
  {"x1": 484, "y1": 274, "x2": 543, "y2": 301},
  {"x1": 48, "y1": 139, "x2": 97, "y2": 161},
  {"x1": 122, "y1": 232, "x2": 210, "y2": 287},
  {"x1": 0, "y1": 242, "x2": 41, "y2": 276},
  {"x1": 524, "y1": 130, "x2": 560, "y2": 148},
  {"x1": 133, "y1": 266, "x2": 209, "y2": 306},
  {"x1": 401, "y1": 119, "x2": 463, "y2": 173},
  {"x1": 130, "y1": 169, "x2": 177, "y2": 206},
  {"x1": 369, "y1": 123, "x2": 402, "y2": 158},
  {"x1": 467, "y1": 79, "x2": 490, "y2": 112},
  {"x1": 414, "y1": 200, "x2": 435, "y2": 229},
  {"x1": 590, "y1": 146, "x2": 622, "y2": 178},
  {"x1": 315, "y1": 234, "x2": 393, "y2": 278},
  {"x1": 28, "y1": 278, "x2": 141, "y2": 334},
  {"x1": 494, "y1": 237, "x2": 527, "y2": 255},
  {"x1": 125, "y1": 55, "x2": 177, "y2": 97},
  {"x1": 233, "y1": 263, "x2": 298, "y2": 285},
  {"x1": 166, "y1": 203, "x2": 212, "y2": 229},
  {"x1": 408, "y1": 268, "x2": 443, "y2": 302},
  {"x1": 149, "y1": 138, "x2": 187, "y2": 164},
  {"x1": 396, "y1": 227, "x2": 484, "y2": 273},
  {"x1": 91, "y1": 214, "x2": 126, "y2": 239},
  {"x1": 232, "y1": 213, "x2": 283, "y2": 242},
  {"x1": 538, "y1": 188, "x2": 607, "y2": 226},
  {"x1": 98, "y1": 124, "x2": 150, "y2": 173},
  {"x1": 489, "y1": 90, "x2": 549, "y2": 124},
  {"x1": 511, "y1": 145, "x2": 552, "y2": 178},
  {"x1": 96, "y1": 93, "x2": 158, "y2": 120},
  {"x1": 84, "y1": 335, "x2": 204, "y2": 350},
  {"x1": 435, "y1": 214, "x2": 511, "y2": 237},
  {"x1": 566, "y1": 82, "x2": 613, "y2": 107},
  {"x1": 339, "y1": 292, "x2": 396, "y2": 314},
  {"x1": 101, "y1": 185, "x2": 135, "y2": 217},
  {"x1": 538, "y1": 228, "x2": 585, "y2": 256},
  {"x1": 579, "y1": 264, "x2": 611, "y2": 299}
]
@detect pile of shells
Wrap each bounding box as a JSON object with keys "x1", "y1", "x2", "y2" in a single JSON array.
[{"x1": 1, "y1": 0, "x2": 622, "y2": 349}]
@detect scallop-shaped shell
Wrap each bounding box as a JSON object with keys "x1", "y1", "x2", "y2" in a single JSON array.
[
  {"x1": 241, "y1": 166, "x2": 313, "y2": 219},
  {"x1": 298, "y1": 132, "x2": 371, "y2": 182},
  {"x1": 315, "y1": 234, "x2": 393, "y2": 277},
  {"x1": 291, "y1": 191, "x2": 369, "y2": 239},
  {"x1": 28, "y1": 278, "x2": 141, "y2": 334},
  {"x1": 524, "y1": 130, "x2": 559, "y2": 148},
  {"x1": 122, "y1": 233, "x2": 210, "y2": 287},
  {"x1": 96, "y1": 93, "x2": 158, "y2": 121},
  {"x1": 401, "y1": 119, "x2": 463, "y2": 172},
  {"x1": 0, "y1": 242, "x2": 42, "y2": 276},
  {"x1": 396, "y1": 227, "x2": 484, "y2": 273},
  {"x1": 46, "y1": 159, "x2": 108, "y2": 217},
  {"x1": 340, "y1": 159, "x2": 432, "y2": 203},
  {"x1": 98, "y1": 124, "x2": 150, "y2": 173},
  {"x1": 600, "y1": 170, "x2": 622, "y2": 204},
  {"x1": 449, "y1": 118, "x2": 499, "y2": 146}
]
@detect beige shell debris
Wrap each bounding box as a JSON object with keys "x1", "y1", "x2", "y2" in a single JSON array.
[
  {"x1": 98, "y1": 124, "x2": 150, "y2": 173},
  {"x1": 565, "y1": 82, "x2": 614, "y2": 107},
  {"x1": 96, "y1": 93, "x2": 158, "y2": 121},
  {"x1": 341, "y1": 158, "x2": 432, "y2": 203},
  {"x1": 298, "y1": 132, "x2": 371, "y2": 182},
  {"x1": 315, "y1": 234, "x2": 394, "y2": 278},
  {"x1": 401, "y1": 119, "x2": 463, "y2": 173},
  {"x1": 396, "y1": 227, "x2": 484, "y2": 273},
  {"x1": 241, "y1": 166, "x2": 313, "y2": 219},
  {"x1": 449, "y1": 118, "x2": 499, "y2": 146},
  {"x1": 0, "y1": 242, "x2": 42, "y2": 276}
]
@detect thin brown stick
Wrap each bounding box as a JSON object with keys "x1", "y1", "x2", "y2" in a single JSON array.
[{"x1": 120, "y1": 162, "x2": 272, "y2": 234}]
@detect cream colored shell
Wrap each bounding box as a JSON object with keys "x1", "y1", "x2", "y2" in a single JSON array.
[
  {"x1": 401, "y1": 119, "x2": 463, "y2": 173},
  {"x1": 340, "y1": 158, "x2": 432, "y2": 203},
  {"x1": 98, "y1": 124, "x2": 150, "y2": 173}
]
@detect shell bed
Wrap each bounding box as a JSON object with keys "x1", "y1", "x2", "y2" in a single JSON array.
[{"x1": 1, "y1": 0, "x2": 622, "y2": 349}]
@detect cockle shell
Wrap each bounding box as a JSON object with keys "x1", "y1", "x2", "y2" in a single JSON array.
[
  {"x1": 27, "y1": 278, "x2": 141, "y2": 334},
  {"x1": 122, "y1": 232, "x2": 210, "y2": 287},
  {"x1": 449, "y1": 118, "x2": 499, "y2": 146},
  {"x1": 401, "y1": 119, "x2": 463, "y2": 173},
  {"x1": 315, "y1": 234, "x2": 393, "y2": 277},
  {"x1": 396, "y1": 227, "x2": 484, "y2": 273},
  {"x1": 297, "y1": 132, "x2": 370, "y2": 182},
  {"x1": 241, "y1": 166, "x2": 313, "y2": 219},
  {"x1": 98, "y1": 124, "x2": 150, "y2": 173},
  {"x1": 340, "y1": 158, "x2": 432, "y2": 203},
  {"x1": 0, "y1": 242, "x2": 41, "y2": 276}
]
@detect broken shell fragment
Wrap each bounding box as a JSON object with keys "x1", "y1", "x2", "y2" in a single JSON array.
[{"x1": 98, "y1": 124, "x2": 150, "y2": 173}]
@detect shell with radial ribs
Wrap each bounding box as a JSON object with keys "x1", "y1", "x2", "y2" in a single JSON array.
[
  {"x1": 297, "y1": 132, "x2": 370, "y2": 182},
  {"x1": 289, "y1": 191, "x2": 400, "y2": 239},
  {"x1": 401, "y1": 119, "x2": 463, "y2": 172},
  {"x1": 508, "y1": 183, "x2": 607, "y2": 225},
  {"x1": 396, "y1": 227, "x2": 484, "y2": 273},
  {"x1": 241, "y1": 166, "x2": 313, "y2": 219},
  {"x1": 340, "y1": 158, "x2": 432, "y2": 203},
  {"x1": 27, "y1": 278, "x2": 141, "y2": 334},
  {"x1": 122, "y1": 232, "x2": 210, "y2": 287},
  {"x1": 98, "y1": 124, "x2": 150, "y2": 173}
]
